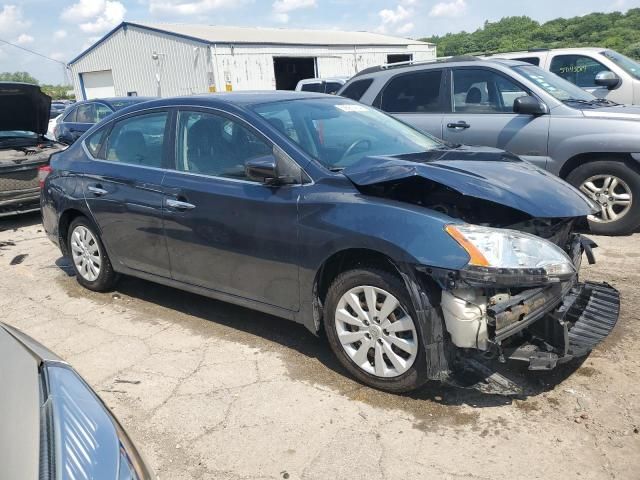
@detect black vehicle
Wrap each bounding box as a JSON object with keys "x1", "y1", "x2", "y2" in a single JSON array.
[
  {"x1": 54, "y1": 97, "x2": 154, "y2": 145},
  {"x1": 0, "y1": 82, "x2": 65, "y2": 217},
  {"x1": 0, "y1": 322, "x2": 152, "y2": 479},
  {"x1": 41, "y1": 92, "x2": 619, "y2": 394}
]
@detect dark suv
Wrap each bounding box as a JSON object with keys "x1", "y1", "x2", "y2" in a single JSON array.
[{"x1": 340, "y1": 57, "x2": 640, "y2": 235}]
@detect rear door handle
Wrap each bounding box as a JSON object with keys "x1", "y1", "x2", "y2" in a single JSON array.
[
  {"x1": 166, "y1": 198, "x2": 196, "y2": 210},
  {"x1": 87, "y1": 185, "x2": 108, "y2": 196},
  {"x1": 447, "y1": 121, "x2": 471, "y2": 130}
]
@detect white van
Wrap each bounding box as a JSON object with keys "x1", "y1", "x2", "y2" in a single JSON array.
[{"x1": 488, "y1": 48, "x2": 640, "y2": 105}]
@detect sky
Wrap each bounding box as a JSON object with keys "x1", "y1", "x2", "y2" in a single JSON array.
[{"x1": 1, "y1": 0, "x2": 640, "y2": 84}]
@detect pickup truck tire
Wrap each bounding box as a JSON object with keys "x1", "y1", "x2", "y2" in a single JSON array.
[
  {"x1": 324, "y1": 268, "x2": 430, "y2": 393},
  {"x1": 567, "y1": 161, "x2": 640, "y2": 235},
  {"x1": 67, "y1": 216, "x2": 119, "y2": 291}
]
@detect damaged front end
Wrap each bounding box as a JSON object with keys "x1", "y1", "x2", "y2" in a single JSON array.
[{"x1": 343, "y1": 150, "x2": 620, "y2": 394}]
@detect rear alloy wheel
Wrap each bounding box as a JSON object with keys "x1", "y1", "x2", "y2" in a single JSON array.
[
  {"x1": 567, "y1": 161, "x2": 640, "y2": 235},
  {"x1": 324, "y1": 268, "x2": 430, "y2": 393},
  {"x1": 67, "y1": 216, "x2": 118, "y2": 291}
]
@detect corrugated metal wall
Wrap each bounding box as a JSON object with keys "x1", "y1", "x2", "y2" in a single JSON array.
[{"x1": 70, "y1": 25, "x2": 436, "y2": 99}]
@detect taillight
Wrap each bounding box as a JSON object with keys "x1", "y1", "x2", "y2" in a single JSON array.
[{"x1": 38, "y1": 165, "x2": 52, "y2": 189}]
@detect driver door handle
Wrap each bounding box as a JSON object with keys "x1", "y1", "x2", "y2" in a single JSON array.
[
  {"x1": 447, "y1": 121, "x2": 471, "y2": 130},
  {"x1": 166, "y1": 198, "x2": 196, "y2": 210},
  {"x1": 87, "y1": 186, "x2": 108, "y2": 196}
]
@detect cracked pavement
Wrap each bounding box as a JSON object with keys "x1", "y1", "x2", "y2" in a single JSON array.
[{"x1": 1, "y1": 213, "x2": 639, "y2": 480}]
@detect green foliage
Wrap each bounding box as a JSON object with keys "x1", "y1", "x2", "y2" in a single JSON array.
[
  {"x1": 422, "y1": 8, "x2": 640, "y2": 60},
  {"x1": 40, "y1": 84, "x2": 75, "y2": 100},
  {"x1": 0, "y1": 71, "x2": 74, "y2": 99},
  {"x1": 0, "y1": 71, "x2": 39, "y2": 84}
]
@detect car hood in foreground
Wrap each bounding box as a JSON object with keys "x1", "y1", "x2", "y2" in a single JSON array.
[
  {"x1": 0, "y1": 82, "x2": 51, "y2": 135},
  {"x1": 342, "y1": 146, "x2": 599, "y2": 218}
]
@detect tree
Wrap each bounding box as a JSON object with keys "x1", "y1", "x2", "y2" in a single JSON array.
[
  {"x1": 421, "y1": 10, "x2": 640, "y2": 60},
  {"x1": 0, "y1": 71, "x2": 39, "y2": 84}
]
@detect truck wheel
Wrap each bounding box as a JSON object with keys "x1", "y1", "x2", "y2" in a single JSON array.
[
  {"x1": 567, "y1": 161, "x2": 640, "y2": 235},
  {"x1": 67, "y1": 216, "x2": 118, "y2": 291},
  {"x1": 323, "y1": 268, "x2": 430, "y2": 393}
]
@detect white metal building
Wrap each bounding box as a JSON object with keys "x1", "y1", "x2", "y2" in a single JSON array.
[{"x1": 68, "y1": 22, "x2": 436, "y2": 100}]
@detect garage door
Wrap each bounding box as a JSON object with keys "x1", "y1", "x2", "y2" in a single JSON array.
[{"x1": 81, "y1": 70, "x2": 115, "y2": 99}]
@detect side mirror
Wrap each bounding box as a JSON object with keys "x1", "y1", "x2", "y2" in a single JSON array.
[
  {"x1": 245, "y1": 156, "x2": 278, "y2": 184},
  {"x1": 594, "y1": 70, "x2": 621, "y2": 90},
  {"x1": 513, "y1": 95, "x2": 549, "y2": 116}
]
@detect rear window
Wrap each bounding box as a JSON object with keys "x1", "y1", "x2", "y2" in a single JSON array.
[
  {"x1": 513, "y1": 57, "x2": 540, "y2": 66},
  {"x1": 301, "y1": 82, "x2": 322, "y2": 92},
  {"x1": 380, "y1": 70, "x2": 444, "y2": 113},
  {"x1": 339, "y1": 78, "x2": 373, "y2": 101}
]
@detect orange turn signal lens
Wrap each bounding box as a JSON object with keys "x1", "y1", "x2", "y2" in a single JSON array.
[{"x1": 445, "y1": 225, "x2": 490, "y2": 267}]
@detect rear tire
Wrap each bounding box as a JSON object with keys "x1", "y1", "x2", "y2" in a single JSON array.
[
  {"x1": 67, "y1": 216, "x2": 118, "y2": 292},
  {"x1": 323, "y1": 268, "x2": 430, "y2": 393},
  {"x1": 566, "y1": 161, "x2": 640, "y2": 235}
]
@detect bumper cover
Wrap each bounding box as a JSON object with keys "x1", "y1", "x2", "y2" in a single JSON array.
[{"x1": 491, "y1": 281, "x2": 620, "y2": 370}]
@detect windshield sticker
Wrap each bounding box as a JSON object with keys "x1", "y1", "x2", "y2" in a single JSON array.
[{"x1": 336, "y1": 104, "x2": 369, "y2": 112}]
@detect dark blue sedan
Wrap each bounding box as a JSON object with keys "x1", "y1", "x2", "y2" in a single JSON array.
[
  {"x1": 40, "y1": 92, "x2": 619, "y2": 393},
  {"x1": 54, "y1": 97, "x2": 154, "y2": 145}
]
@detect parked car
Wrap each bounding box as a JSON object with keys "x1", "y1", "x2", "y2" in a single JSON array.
[
  {"x1": 340, "y1": 56, "x2": 640, "y2": 235},
  {"x1": 54, "y1": 97, "x2": 155, "y2": 145},
  {"x1": 41, "y1": 92, "x2": 619, "y2": 393},
  {"x1": 0, "y1": 82, "x2": 66, "y2": 217},
  {"x1": 295, "y1": 76, "x2": 349, "y2": 94},
  {"x1": 0, "y1": 322, "x2": 152, "y2": 479},
  {"x1": 49, "y1": 101, "x2": 67, "y2": 119},
  {"x1": 487, "y1": 48, "x2": 640, "y2": 105}
]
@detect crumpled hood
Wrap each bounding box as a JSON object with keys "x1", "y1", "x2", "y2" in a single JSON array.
[
  {"x1": 581, "y1": 104, "x2": 640, "y2": 121},
  {"x1": 343, "y1": 146, "x2": 599, "y2": 218},
  {"x1": 0, "y1": 82, "x2": 51, "y2": 135}
]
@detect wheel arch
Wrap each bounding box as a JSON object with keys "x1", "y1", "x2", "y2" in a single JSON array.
[
  {"x1": 58, "y1": 208, "x2": 89, "y2": 256},
  {"x1": 559, "y1": 152, "x2": 639, "y2": 179}
]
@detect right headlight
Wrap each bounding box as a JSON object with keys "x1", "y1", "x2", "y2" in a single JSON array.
[{"x1": 445, "y1": 224, "x2": 576, "y2": 286}]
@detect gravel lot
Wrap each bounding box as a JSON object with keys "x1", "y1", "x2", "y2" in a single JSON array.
[{"x1": 1, "y1": 213, "x2": 639, "y2": 480}]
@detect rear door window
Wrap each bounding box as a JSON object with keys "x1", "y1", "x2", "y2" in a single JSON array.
[
  {"x1": 549, "y1": 54, "x2": 610, "y2": 88},
  {"x1": 63, "y1": 107, "x2": 77, "y2": 123},
  {"x1": 103, "y1": 112, "x2": 168, "y2": 167},
  {"x1": 76, "y1": 103, "x2": 95, "y2": 123},
  {"x1": 94, "y1": 104, "x2": 113, "y2": 122},
  {"x1": 380, "y1": 70, "x2": 444, "y2": 113},
  {"x1": 340, "y1": 79, "x2": 373, "y2": 101},
  {"x1": 452, "y1": 68, "x2": 528, "y2": 113},
  {"x1": 324, "y1": 82, "x2": 343, "y2": 94}
]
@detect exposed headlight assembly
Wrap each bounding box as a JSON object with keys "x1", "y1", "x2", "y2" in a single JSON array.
[{"x1": 446, "y1": 224, "x2": 576, "y2": 286}]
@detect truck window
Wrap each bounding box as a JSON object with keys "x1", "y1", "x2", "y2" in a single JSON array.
[
  {"x1": 513, "y1": 57, "x2": 540, "y2": 66},
  {"x1": 549, "y1": 55, "x2": 610, "y2": 88}
]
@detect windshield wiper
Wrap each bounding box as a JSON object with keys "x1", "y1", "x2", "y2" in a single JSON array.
[{"x1": 562, "y1": 98, "x2": 619, "y2": 107}]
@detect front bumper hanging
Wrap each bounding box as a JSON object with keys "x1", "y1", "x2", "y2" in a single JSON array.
[{"x1": 491, "y1": 281, "x2": 620, "y2": 370}]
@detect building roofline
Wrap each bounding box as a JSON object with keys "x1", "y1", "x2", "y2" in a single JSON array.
[{"x1": 68, "y1": 21, "x2": 433, "y2": 66}]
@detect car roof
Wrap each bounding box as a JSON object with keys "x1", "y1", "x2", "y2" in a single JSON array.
[
  {"x1": 490, "y1": 47, "x2": 607, "y2": 57},
  {"x1": 124, "y1": 91, "x2": 333, "y2": 109},
  {"x1": 74, "y1": 97, "x2": 156, "y2": 107},
  {"x1": 351, "y1": 56, "x2": 528, "y2": 79}
]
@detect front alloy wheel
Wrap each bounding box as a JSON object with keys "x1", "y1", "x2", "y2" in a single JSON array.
[
  {"x1": 335, "y1": 285, "x2": 418, "y2": 378},
  {"x1": 324, "y1": 268, "x2": 430, "y2": 393}
]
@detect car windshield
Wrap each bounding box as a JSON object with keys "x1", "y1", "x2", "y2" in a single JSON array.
[
  {"x1": 251, "y1": 98, "x2": 442, "y2": 170},
  {"x1": 602, "y1": 50, "x2": 640, "y2": 80},
  {"x1": 512, "y1": 64, "x2": 595, "y2": 101}
]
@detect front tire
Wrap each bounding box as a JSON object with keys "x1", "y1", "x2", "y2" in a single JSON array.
[
  {"x1": 324, "y1": 268, "x2": 430, "y2": 393},
  {"x1": 566, "y1": 160, "x2": 640, "y2": 235},
  {"x1": 67, "y1": 216, "x2": 118, "y2": 291}
]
